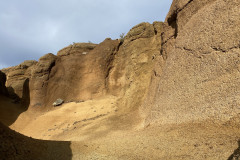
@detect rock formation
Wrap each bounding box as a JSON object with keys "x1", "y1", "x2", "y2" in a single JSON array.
[
  {"x1": 0, "y1": 69, "x2": 72, "y2": 160},
  {"x1": 2, "y1": 0, "x2": 240, "y2": 123},
  {"x1": 1, "y1": 60, "x2": 36, "y2": 104},
  {"x1": 43, "y1": 40, "x2": 119, "y2": 107},
  {"x1": 108, "y1": 22, "x2": 163, "y2": 115},
  {"x1": 144, "y1": 0, "x2": 240, "y2": 125},
  {"x1": 57, "y1": 42, "x2": 97, "y2": 57},
  {"x1": 0, "y1": 0, "x2": 240, "y2": 159}
]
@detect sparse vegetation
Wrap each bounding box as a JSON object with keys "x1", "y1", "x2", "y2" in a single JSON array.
[{"x1": 119, "y1": 33, "x2": 125, "y2": 43}]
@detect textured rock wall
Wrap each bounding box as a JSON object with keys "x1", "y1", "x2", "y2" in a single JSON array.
[
  {"x1": 108, "y1": 22, "x2": 163, "y2": 114},
  {"x1": 146, "y1": 0, "x2": 240, "y2": 124},
  {"x1": 41, "y1": 39, "x2": 119, "y2": 107},
  {"x1": 1, "y1": 21, "x2": 163, "y2": 114},
  {"x1": 2, "y1": 0, "x2": 239, "y2": 127},
  {"x1": 1, "y1": 60, "x2": 36, "y2": 101},
  {"x1": 57, "y1": 43, "x2": 97, "y2": 56},
  {"x1": 29, "y1": 53, "x2": 57, "y2": 107}
]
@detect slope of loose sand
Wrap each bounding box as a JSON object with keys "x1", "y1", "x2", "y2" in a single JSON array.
[
  {"x1": 70, "y1": 123, "x2": 240, "y2": 160},
  {"x1": 6, "y1": 95, "x2": 239, "y2": 160},
  {"x1": 10, "y1": 95, "x2": 119, "y2": 141}
]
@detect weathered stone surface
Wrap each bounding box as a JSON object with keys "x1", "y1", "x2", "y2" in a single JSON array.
[
  {"x1": 108, "y1": 21, "x2": 163, "y2": 114},
  {"x1": 2, "y1": 0, "x2": 239, "y2": 130},
  {"x1": 31, "y1": 53, "x2": 57, "y2": 76},
  {"x1": 29, "y1": 53, "x2": 57, "y2": 107},
  {"x1": 57, "y1": 43, "x2": 97, "y2": 57},
  {"x1": 1, "y1": 60, "x2": 37, "y2": 101},
  {"x1": 145, "y1": 0, "x2": 240, "y2": 125},
  {"x1": 124, "y1": 22, "x2": 155, "y2": 43},
  {"x1": 53, "y1": 99, "x2": 64, "y2": 106},
  {"x1": 41, "y1": 39, "x2": 119, "y2": 107},
  {"x1": 0, "y1": 1, "x2": 240, "y2": 159}
]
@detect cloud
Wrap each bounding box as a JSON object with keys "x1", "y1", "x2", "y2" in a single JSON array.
[{"x1": 0, "y1": 0, "x2": 172, "y2": 69}]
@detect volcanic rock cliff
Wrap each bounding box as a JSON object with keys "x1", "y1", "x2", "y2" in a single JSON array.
[
  {"x1": 0, "y1": 0, "x2": 240, "y2": 159},
  {"x1": 0, "y1": 72, "x2": 72, "y2": 160},
  {"x1": 1, "y1": 22, "x2": 162, "y2": 113},
  {"x1": 143, "y1": 0, "x2": 240, "y2": 125}
]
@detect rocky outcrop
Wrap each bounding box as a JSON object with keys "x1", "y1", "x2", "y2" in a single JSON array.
[
  {"x1": 1, "y1": 21, "x2": 163, "y2": 113},
  {"x1": 123, "y1": 22, "x2": 155, "y2": 43},
  {"x1": 1, "y1": 54, "x2": 57, "y2": 107},
  {"x1": 1, "y1": 41, "x2": 121, "y2": 108},
  {"x1": 145, "y1": 0, "x2": 240, "y2": 125},
  {"x1": 41, "y1": 39, "x2": 119, "y2": 107},
  {"x1": 108, "y1": 22, "x2": 163, "y2": 116},
  {"x1": 57, "y1": 43, "x2": 97, "y2": 56},
  {"x1": 1, "y1": 1, "x2": 240, "y2": 159},
  {"x1": 1, "y1": 60, "x2": 36, "y2": 101},
  {"x1": 1, "y1": 0, "x2": 239, "y2": 129},
  {"x1": 29, "y1": 53, "x2": 57, "y2": 107}
]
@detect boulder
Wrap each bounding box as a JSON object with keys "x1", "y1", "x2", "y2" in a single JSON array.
[{"x1": 53, "y1": 99, "x2": 64, "y2": 106}]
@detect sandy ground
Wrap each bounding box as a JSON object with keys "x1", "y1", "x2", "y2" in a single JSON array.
[
  {"x1": 10, "y1": 95, "x2": 119, "y2": 140},
  {"x1": 71, "y1": 123, "x2": 240, "y2": 160},
  {"x1": 6, "y1": 95, "x2": 240, "y2": 160}
]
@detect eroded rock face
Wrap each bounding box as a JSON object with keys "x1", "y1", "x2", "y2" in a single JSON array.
[
  {"x1": 40, "y1": 39, "x2": 119, "y2": 107},
  {"x1": 2, "y1": 0, "x2": 239, "y2": 129},
  {"x1": 124, "y1": 22, "x2": 156, "y2": 43},
  {"x1": 146, "y1": 0, "x2": 240, "y2": 125},
  {"x1": 29, "y1": 53, "x2": 57, "y2": 107},
  {"x1": 108, "y1": 22, "x2": 163, "y2": 114},
  {"x1": 1, "y1": 60, "x2": 37, "y2": 102},
  {"x1": 57, "y1": 43, "x2": 97, "y2": 57}
]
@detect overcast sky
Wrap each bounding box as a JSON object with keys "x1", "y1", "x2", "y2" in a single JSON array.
[{"x1": 0, "y1": 0, "x2": 172, "y2": 69}]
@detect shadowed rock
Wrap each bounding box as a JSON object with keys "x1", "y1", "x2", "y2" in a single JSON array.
[
  {"x1": 0, "y1": 71, "x2": 8, "y2": 96},
  {"x1": 0, "y1": 122, "x2": 72, "y2": 160}
]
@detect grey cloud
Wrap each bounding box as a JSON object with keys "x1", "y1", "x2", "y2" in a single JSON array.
[{"x1": 0, "y1": 0, "x2": 172, "y2": 69}]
